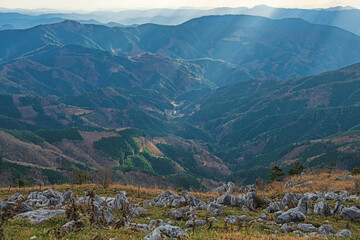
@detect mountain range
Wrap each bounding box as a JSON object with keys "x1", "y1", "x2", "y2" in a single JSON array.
[
  {"x1": 1, "y1": 13, "x2": 360, "y2": 187},
  {"x1": 2, "y1": 5, "x2": 360, "y2": 36},
  {"x1": 2, "y1": 15, "x2": 360, "y2": 80}
]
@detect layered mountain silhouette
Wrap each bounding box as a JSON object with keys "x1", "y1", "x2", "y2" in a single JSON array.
[
  {"x1": 2, "y1": 15, "x2": 360, "y2": 79},
  {"x1": 2, "y1": 6, "x2": 360, "y2": 36}
]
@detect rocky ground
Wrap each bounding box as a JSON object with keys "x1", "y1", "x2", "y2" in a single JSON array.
[{"x1": 0, "y1": 171, "x2": 360, "y2": 239}]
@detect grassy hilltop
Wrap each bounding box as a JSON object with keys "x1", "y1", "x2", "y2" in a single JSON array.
[{"x1": 0, "y1": 170, "x2": 359, "y2": 239}]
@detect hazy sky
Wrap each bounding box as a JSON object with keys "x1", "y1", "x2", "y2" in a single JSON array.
[{"x1": 0, "y1": 0, "x2": 359, "y2": 11}]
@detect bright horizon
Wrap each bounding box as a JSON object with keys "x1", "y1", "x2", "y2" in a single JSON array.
[{"x1": 0, "y1": 0, "x2": 359, "y2": 12}]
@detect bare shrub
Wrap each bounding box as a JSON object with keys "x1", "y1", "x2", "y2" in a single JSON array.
[
  {"x1": 65, "y1": 195, "x2": 80, "y2": 221},
  {"x1": 253, "y1": 195, "x2": 268, "y2": 209},
  {"x1": 73, "y1": 170, "x2": 93, "y2": 185},
  {"x1": 113, "y1": 200, "x2": 130, "y2": 229},
  {"x1": 319, "y1": 184, "x2": 329, "y2": 193},
  {"x1": 354, "y1": 179, "x2": 360, "y2": 195},
  {"x1": 96, "y1": 168, "x2": 112, "y2": 190},
  {"x1": 255, "y1": 177, "x2": 265, "y2": 196},
  {"x1": 86, "y1": 191, "x2": 98, "y2": 227}
]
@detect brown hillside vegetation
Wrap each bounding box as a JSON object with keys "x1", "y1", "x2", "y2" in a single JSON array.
[{"x1": 153, "y1": 136, "x2": 231, "y2": 176}]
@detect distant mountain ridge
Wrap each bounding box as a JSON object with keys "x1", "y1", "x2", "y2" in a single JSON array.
[
  {"x1": 2, "y1": 15, "x2": 360, "y2": 80},
  {"x1": 2, "y1": 5, "x2": 360, "y2": 36}
]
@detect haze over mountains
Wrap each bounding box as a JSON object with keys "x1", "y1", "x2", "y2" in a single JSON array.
[
  {"x1": 1, "y1": 6, "x2": 360, "y2": 187},
  {"x1": 2, "y1": 5, "x2": 360, "y2": 35},
  {"x1": 2, "y1": 15, "x2": 360, "y2": 80}
]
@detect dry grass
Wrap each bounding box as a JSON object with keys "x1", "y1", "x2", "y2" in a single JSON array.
[
  {"x1": 0, "y1": 183, "x2": 219, "y2": 203},
  {"x1": 213, "y1": 231, "x2": 323, "y2": 239},
  {"x1": 1, "y1": 169, "x2": 357, "y2": 202},
  {"x1": 263, "y1": 170, "x2": 359, "y2": 198}
]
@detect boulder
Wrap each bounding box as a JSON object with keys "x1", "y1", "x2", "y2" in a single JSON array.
[
  {"x1": 135, "y1": 223, "x2": 149, "y2": 233},
  {"x1": 14, "y1": 209, "x2": 65, "y2": 224},
  {"x1": 112, "y1": 192, "x2": 129, "y2": 211},
  {"x1": 314, "y1": 200, "x2": 331, "y2": 216},
  {"x1": 60, "y1": 219, "x2": 85, "y2": 232},
  {"x1": 284, "y1": 181, "x2": 293, "y2": 188},
  {"x1": 181, "y1": 191, "x2": 207, "y2": 210},
  {"x1": 339, "y1": 190, "x2": 349, "y2": 200},
  {"x1": 224, "y1": 215, "x2": 248, "y2": 224},
  {"x1": 239, "y1": 184, "x2": 255, "y2": 192},
  {"x1": 43, "y1": 189, "x2": 62, "y2": 200},
  {"x1": 332, "y1": 201, "x2": 344, "y2": 216},
  {"x1": 149, "y1": 191, "x2": 181, "y2": 207},
  {"x1": 335, "y1": 175, "x2": 354, "y2": 181},
  {"x1": 211, "y1": 181, "x2": 236, "y2": 194},
  {"x1": 335, "y1": 229, "x2": 352, "y2": 237},
  {"x1": 185, "y1": 220, "x2": 206, "y2": 228},
  {"x1": 346, "y1": 195, "x2": 359, "y2": 202},
  {"x1": 281, "y1": 223, "x2": 293, "y2": 233},
  {"x1": 244, "y1": 189, "x2": 258, "y2": 209},
  {"x1": 8, "y1": 193, "x2": 23, "y2": 202},
  {"x1": 61, "y1": 221, "x2": 75, "y2": 232},
  {"x1": 276, "y1": 209, "x2": 306, "y2": 224},
  {"x1": 341, "y1": 206, "x2": 360, "y2": 220},
  {"x1": 318, "y1": 225, "x2": 334, "y2": 234},
  {"x1": 274, "y1": 210, "x2": 284, "y2": 219},
  {"x1": 62, "y1": 190, "x2": 73, "y2": 203},
  {"x1": 225, "y1": 182, "x2": 236, "y2": 194},
  {"x1": 217, "y1": 195, "x2": 232, "y2": 206},
  {"x1": 324, "y1": 190, "x2": 338, "y2": 201},
  {"x1": 21, "y1": 202, "x2": 34, "y2": 212},
  {"x1": 26, "y1": 192, "x2": 48, "y2": 207},
  {"x1": 297, "y1": 223, "x2": 317, "y2": 232},
  {"x1": 144, "y1": 225, "x2": 189, "y2": 240},
  {"x1": 208, "y1": 217, "x2": 219, "y2": 222},
  {"x1": 168, "y1": 210, "x2": 183, "y2": 220},
  {"x1": 0, "y1": 201, "x2": 33, "y2": 213},
  {"x1": 258, "y1": 213, "x2": 267, "y2": 220},
  {"x1": 207, "y1": 202, "x2": 225, "y2": 216},
  {"x1": 185, "y1": 210, "x2": 196, "y2": 219},
  {"x1": 281, "y1": 192, "x2": 303, "y2": 208},
  {"x1": 296, "y1": 197, "x2": 311, "y2": 215},
  {"x1": 177, "y1": 206, "x2": 190, "y2": 213},
  {"x1": 304, "y1": 192, "x2": 318, "y2": 201},
  {"x1": 102, "y1": 207, "x2": 115, "y2": 224},
  {"x1": 48, "y1": 198, "x2": 62, "y2": 206},
  {"x1": 26, "y1": 199, "x2": 49, "y2": 208},
  {"x1": 1, "y1": 202, "x2": 15, "y2": 211},
  {"x1": 27, "y1": 192, "x2": 46, "y2": 200},
  {"x1": 149, "y1": 190, "x2": 205, "y2": 209},
  {"x1": 266, "y1": 202, "x2": 281, "y2": 213},
  {"x1": 94, "y1": 195, "x2": 105, "y2": 206},
  {"x1": 148, "y1": 219, "x2": 166, "y2": 230},
  {"x1": 309, "y1": 232, "x2": 319, "y2": 237},
  {"x1": 293, "y1": 231, "x2": 307, "y2": 237},
  {"x1": 242, "y1": 206, "x2": 250, "y2": 212}
]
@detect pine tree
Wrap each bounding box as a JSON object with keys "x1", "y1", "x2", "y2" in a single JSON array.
[
  {"x1": 288, "y1": 161, "x2": 305, "y2": 176},
  {"x1": 269, "y1": 165, "x2": 285, "y2": 182},
  {"x1": 326, "y1": 162, "x2": 336, "y2": 176},
  {"x1": 352, "y1": 167, "x2": 360, "y2": 175}
]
